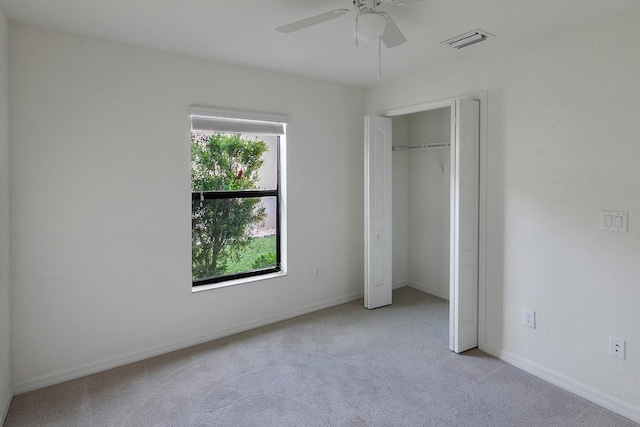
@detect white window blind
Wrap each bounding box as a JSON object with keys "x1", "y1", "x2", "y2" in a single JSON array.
[{"x1": 190, "y1": 106, "x2": 288, "y2": 135}]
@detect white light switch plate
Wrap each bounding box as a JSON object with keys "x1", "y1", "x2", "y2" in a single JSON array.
[{"x1": 601, "y1": 210, "x2": 628, "y2": 233}]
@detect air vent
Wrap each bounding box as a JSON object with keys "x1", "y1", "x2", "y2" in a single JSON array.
[{"x1": 441, "y1": 29, "x2": 493, "y2": 49}]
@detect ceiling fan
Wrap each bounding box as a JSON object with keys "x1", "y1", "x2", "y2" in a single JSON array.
[{"x1": 276, "y1": 0, "x2": 424, "y2": 49}]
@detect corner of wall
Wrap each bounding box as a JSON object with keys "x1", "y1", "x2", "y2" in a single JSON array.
[
  {"x1": 1, "y1": 387, "x2": 13, "y2": 425},
  {"x1": 0, "y1": 4, "x2": 12, "y2": 425}
]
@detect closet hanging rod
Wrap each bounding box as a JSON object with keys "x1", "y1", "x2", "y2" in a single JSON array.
[{"x1": 392, "y1": 143, "x2": 450, "y2": 151}]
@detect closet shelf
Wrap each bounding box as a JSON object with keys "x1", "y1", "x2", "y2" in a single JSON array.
[{"x1": 392, "y1": 143, "x2": 450, "y2": 151}]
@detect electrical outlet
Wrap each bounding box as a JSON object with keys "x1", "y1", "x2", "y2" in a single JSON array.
[
  {"x1": 522, "y1": 308, "x2": 536, "y2": 329},
  {"x1": 609, "y1": 337, "x2": 626, "y2": 360},
  {"x1": 314, "y1": 267, "x2": 321, "y2": 278}
]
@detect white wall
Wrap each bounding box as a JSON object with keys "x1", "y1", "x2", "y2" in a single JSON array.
[
  {"x1": 9, "y1": 22, "x2": 365, "y2": 392},
  {"x1": 368, "y1": 8, "x2": 640, "y2": 417},
  {"x1": 0, "y1": 5, "x2": 11, "y2": 421}
]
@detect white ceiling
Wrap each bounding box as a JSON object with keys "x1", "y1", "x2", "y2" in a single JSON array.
[{"x1": 2, "y1": 0, "x2": 639, "y2": 88}]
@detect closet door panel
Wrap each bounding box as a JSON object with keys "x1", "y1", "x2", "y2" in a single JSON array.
[
  {"x1": 450, "y1": 99, "x2": 480, "y2": 352},
  {"x1": 364, "y1": 116, "x2": 392, "y2": 309}
]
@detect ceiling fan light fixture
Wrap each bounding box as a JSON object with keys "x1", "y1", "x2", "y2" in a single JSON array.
[{"x1": 356, "y1": 12, "x2": 386, "y2": 41}]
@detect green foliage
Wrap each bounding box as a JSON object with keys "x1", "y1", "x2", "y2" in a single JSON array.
[
  {"x1": 251, "y1": 252, "x2": 277, "y2": 270},
  {"x1": 191, "y1": 133, "x2": 269, "y2": 280},
  {"x1": 223, "y1": 235, "x2": 277, "y2": 273},
  {"x1": 191, "y1": 133, "x2": 267, "y2": 192}
]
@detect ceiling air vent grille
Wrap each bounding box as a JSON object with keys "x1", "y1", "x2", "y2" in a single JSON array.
[{"x1": 441, "y1": 29, "x2": 493, "y2": 49}]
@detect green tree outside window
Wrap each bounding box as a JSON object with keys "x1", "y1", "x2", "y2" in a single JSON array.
[{"x1": 191, "y1": 132, "x2": 272, "y2": 280}]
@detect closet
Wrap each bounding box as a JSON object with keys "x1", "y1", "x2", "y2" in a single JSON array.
[
  {"x1": 391, "y1": 107, "x2": 451, "y2": 301},
  {"x1": 364, "y1": 96, "x2": 481, "y2": 353}
]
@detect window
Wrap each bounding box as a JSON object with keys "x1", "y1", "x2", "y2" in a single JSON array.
[{"x1": 190, "y1": 107, "x2": 287, "y2": 289}]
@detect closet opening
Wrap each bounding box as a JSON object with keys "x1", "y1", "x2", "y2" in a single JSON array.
[
  {"x1": 365, "y1": 94, "x2": 484, "y2": 353},
  {"x1": 391, "y1": 107, "x2": 452, "y2": 302}
]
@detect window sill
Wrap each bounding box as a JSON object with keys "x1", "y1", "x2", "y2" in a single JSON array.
[{"x1": 191, "y1": 270, "x2": 287, "y2": 293}]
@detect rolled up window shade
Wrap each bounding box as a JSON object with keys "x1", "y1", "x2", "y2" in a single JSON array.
[{"x1": 190, "y1": 106, "x2": 288, "y2": 135}]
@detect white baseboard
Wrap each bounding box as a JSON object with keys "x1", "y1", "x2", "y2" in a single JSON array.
[
  {"x1": 480, "y1": 343, "x2": 640, "y2": 424},
  {"x1": 1, "y1": 385, "x2": 12, "y2": 425},
  {"x1": 13, "y1": 291, "x2": 364, "y2": 395},
  {"x1": 407, "y1": 281, "x2": 449, "y2": 301}
]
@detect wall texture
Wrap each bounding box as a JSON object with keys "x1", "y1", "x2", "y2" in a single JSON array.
[
  {"x1": 0, "y1": 5, "x2": 11, "y2": 421},
  {"x1": 368, "y1": 8, "x2": 640, "y2": 416},
  {"x1": 9, "y1": 22, "x2": 365, "y2": 392}
]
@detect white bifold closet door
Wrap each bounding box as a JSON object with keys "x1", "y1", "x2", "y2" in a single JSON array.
[
  {"x1": 450, "y1": 98, "x2": 480, "y2": 353},
  {"x1": 364, "y1": 116, "x2": 393, "y2": 309}
]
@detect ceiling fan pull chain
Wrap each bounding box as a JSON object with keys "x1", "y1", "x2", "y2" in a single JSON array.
[{"x1": 355, "y1": 8, "x2": 360, "y2": 46}]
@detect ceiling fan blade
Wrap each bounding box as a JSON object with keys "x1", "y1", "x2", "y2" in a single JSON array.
[
  {"x1": 380, "y1": 13, "x2": 407, "y2": 48},
  {"x1": 276, "y1": 9, "x2": 349, "y2": 34}
]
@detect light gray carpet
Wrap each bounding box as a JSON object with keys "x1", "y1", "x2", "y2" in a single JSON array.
[{"x1": 5, "y1": 287, "x2": 637, "y2": 426}]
